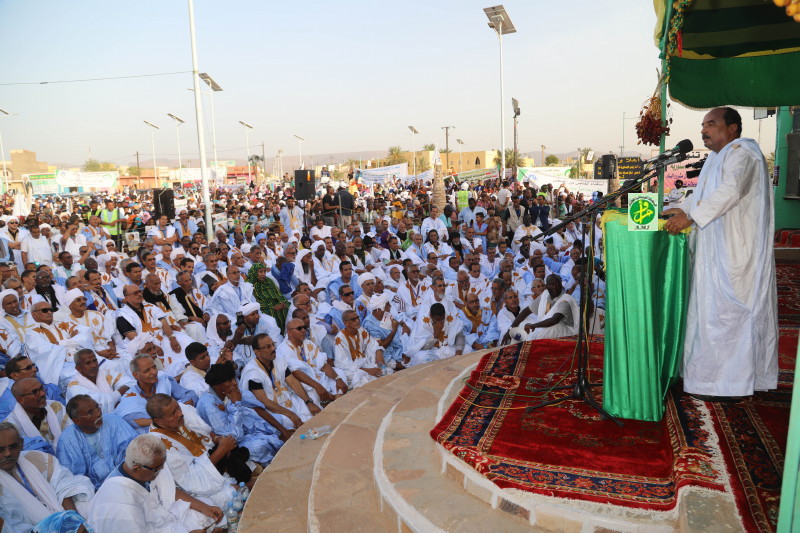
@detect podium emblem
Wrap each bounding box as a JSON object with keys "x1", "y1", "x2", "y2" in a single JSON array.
[{"x1": 628, "y1": 194, "x2": 658, "y2": 231}]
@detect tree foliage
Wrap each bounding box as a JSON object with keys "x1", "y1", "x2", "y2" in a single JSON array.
[
  {"x1": 545, "y1": 154, "x2": 560, "y2": 166},
  {"x1": 492, "y1": 149, "x2": 524, "y2": 169},
  {"x1": 83, "y1": 158, "x2": 116, "y2": 172},
  {"x1": 422, "y1": 143, "x2": 436, "y2": 151},
  {"x1": 386, "y1": 146, "x2": 406, "y2": 165}
]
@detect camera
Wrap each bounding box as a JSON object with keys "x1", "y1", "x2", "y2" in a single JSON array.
[{"x1": 235, "y1": 311, "x2": 244, "y2": 327}]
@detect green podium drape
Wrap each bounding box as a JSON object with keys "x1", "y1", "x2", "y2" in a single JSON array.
[{"x1": 601, "y1": 210, "x2": 689, "y2": 422}]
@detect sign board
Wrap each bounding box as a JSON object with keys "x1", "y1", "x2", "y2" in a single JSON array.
[
  {"x1": 55, "y1": 170, "x2": 118, "y2": 189},
  {"x1": 617, "y1": 157, "x2": 644, "y2": 181},
  {"x1": 24, "y1": 173, "x2": 58, "y2": 195},
  {"x1": 356, "y1": 162, "x2": 409, "y2": 182},
  {"x1": 456, "y1": 168, "x2": 499, "y2": 182},
  {"x1": 628, "y1": 193, "x2": 658, "y2": 231}
]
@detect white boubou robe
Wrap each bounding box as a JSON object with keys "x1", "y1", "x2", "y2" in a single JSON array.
[
  {"x1": 240, "y1": 357, "x2": 312, "y2": 427},
  {"x1": 406, "y1": 313, "x2": 465, "y2": 366},
  {"x1": 6, "y1": 400, "x2": 71, "y2": 448},
  {"x1": 517, "y1": 289, "x2": 579, "y2": 341},
  {"x1": 681, "y1": 137, "x2": 778, "y2": 396},
  {"x1": 333, "y1": 328, "x2": 386, "y2": 389}
]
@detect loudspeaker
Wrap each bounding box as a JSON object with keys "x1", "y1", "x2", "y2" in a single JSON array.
[
  {"x1": 153, "y1": 189, "x2": 175, "y2": 220},
  {"x1": 294, "y1": 170, "x2": 316, "y2": 200},
  {"x1": 600, "y1": 155, "x2": 617, "y2": 180},
  {"x1": 785, "y1": 132, "x2": 800, "y2": 196}
]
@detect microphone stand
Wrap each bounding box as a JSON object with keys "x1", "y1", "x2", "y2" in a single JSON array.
[{"x1": 524, "y1": 155, "x2": 684, "y2": 425}]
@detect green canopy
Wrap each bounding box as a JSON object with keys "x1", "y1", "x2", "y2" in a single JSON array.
[{"x1": 654, "y1": 0, "x2": 800, "y2": 108}]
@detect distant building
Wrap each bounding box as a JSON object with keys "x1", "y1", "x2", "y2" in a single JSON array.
[{"x1": 0, "y1": 149, "x2": 49, "y2": 192}]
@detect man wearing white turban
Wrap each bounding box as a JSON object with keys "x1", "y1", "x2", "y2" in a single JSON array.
[
  {"x1": 56, "y1": 288, "x2": 121, "y2": 366},
  {"x1": 361, "y1": 293, "x2": 410, "y2": 369},
  {"x1": 354, "y1": 272, "x2": 376, "y2": 322}
]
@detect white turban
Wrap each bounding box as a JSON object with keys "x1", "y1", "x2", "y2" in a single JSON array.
[
  {"x1": 0, "y1": 289, "x2": 18, "y2": 304},
  {"x1": 368, "y1": 292, "x2": 391, "y2": 311},
  {"x1": 176, "y1": 207, "x2": 187, "y2": 215},
  {"x1": 170, "y1": 248, "x2": 185, "y2": 260},
  {"x1": 241, "y1": 243, "x2": 252, "y2": 254},
  {"x1": 311, "y1": 241, "x2": 326, "y2": 253},
  {"x1": 63, "y1": 288, "x2": 85, "y2": 309},
  {"x1": 357, "y1": 273, "x2": 375, "y2": 287},
  {"x1": 240, "y1": 302, "x2": 260, "y2": 316}
]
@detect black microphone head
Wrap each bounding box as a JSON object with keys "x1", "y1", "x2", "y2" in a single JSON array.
[{"x1": 675, "y1": 139, "x2": 693, "y2": 154}]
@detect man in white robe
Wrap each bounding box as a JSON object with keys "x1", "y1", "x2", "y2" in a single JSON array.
[
  {"x1": 56, "y1": 288, "x2": 121, "y2": 367},
  {"x1": 501, "y1": 274, "x2": 579, "y2": 342},
  {"x1": 207, "y1": 264, "x2": 256, "y2": 317},
  {"x1": 663, "y1": 107, "x2": 778, "y2": 399},
  {"x1": 6, "y1": 378, "x2": 71, "y2": 450},
  {"x1": 88, "y1": 434, "x2": 223, "y2": 533},
  {"x1": 66, "y1": 349, "x2": 133, "y2": 413},
  {"x1": 0, "y1": 421, "x2": 95, "y2": 532},
  {"x1": 406, "y1": 303, "x2": 465, "y2": 366},
  {"x1": 333, "y1": 310, "x2": 386, "y2": 388}
]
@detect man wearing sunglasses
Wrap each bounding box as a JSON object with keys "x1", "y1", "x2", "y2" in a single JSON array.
[
  {"x1": 6, "y1": 377, "x2": 71, "y2": 451},
  {"x1": 0, "y1": 356, "x2": 63, "y2": 420},
  {"x1": 0, "y1": 421, "x2": 95, "y2": 533}
]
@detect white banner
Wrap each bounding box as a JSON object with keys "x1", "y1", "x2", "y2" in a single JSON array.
[
  {"x1": 455, "y1": 168, "x2": 499, "y2": 182},
  {"x1": 55, "y1": 170, "x2": 118, "y2": 189},
  {"x1": 169, "y1": 167, "x2": 227, "y2": 184},
  {"x1": 356, "y1": 162, "x2": 408, "y2": 182},
  {"x1": 400, "y1": 169, "x2": 434, "y2": 183}
]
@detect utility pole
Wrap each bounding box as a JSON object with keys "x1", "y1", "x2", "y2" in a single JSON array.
[
  {"x1": 441, "y1": 126, "x2": 455, "y2": 176},
  {"x1": 541, "y1": 145, "x2": 546, "y2": 167},
  {"x1": 136, "y1": 151, "x2": 141, "y2": 188},
  {"x1": 261, "y1": 141, "x2": 267, "y2": 182}
]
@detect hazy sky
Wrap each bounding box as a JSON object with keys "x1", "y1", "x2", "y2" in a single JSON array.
[{"x1": 0, "y1": 1, "x2": 777, "y2": 168}]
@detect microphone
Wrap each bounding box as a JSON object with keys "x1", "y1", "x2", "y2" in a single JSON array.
[{"x1": 645, "y1": 139, "x2": 694, "y2": 167}]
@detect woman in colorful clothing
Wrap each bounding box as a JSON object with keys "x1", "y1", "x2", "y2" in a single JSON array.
[{"x1": 246, "y1": 262, "x2": 289, "y2": 332}]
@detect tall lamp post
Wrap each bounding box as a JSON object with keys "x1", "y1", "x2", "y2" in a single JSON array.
[
  {"x1": 441, "y1": 126, "x2": 455, "y2": 175},
  {"x1": 456, "y1": 138, "x2": 465, "y2": 173},
  {"x1": 199, "y1": 73, "x2": 223, "y2": 168},
  {"x1": 293, "y1": 134, "x2": 305, "y2": 170},
  {"x1": 512, "y1": 97, "x2": 520, "y2": 181},
  {"x1": 239, "y1": 121, "x2": 254, "y2": 183},
  {"x1": 408, "y1": 126, "x2": 419, "y2": 176},
  {"x1": 0, "y1": 108, "x2": 10, "y2": 193},
  {"x1": 166, "y1": 113, "x2": 185, "y2": 179},
  {"x1": 143, "y1": 121, "x2": 160, "y2": 186},
  {"x1": 484, "y1": 5, "x2": 516, "y2": 181}
]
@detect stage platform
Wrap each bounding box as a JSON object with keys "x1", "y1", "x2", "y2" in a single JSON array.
[{"x1": 239, "y1": 345, "x2": 745, "y2": 533}]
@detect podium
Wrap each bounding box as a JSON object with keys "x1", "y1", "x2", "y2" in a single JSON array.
[{"x1": 600, "y1": 210, "x2": 689, "y2": 422}]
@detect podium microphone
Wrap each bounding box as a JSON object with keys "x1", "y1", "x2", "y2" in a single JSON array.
[{"x1": 645, "y1": 139, "x2": 694, "y2": 166}]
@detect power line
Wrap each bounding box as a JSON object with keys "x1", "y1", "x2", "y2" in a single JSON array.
[{"x1": 0, "y1": 70, "x2": 192, "y2": 86}]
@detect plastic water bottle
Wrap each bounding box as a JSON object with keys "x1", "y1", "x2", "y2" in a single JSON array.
[
  {"x1": 232, "y1": 491, "x2": 244, "y2": 513},
  {"x1": 226, "y1": 503, "x2": 239, "y2": 532},
  {"x1": 238, "y1": 481, "x2": 250, "y2": 502},
  {"x1": 299, "y1": 425, "x2": 333, "y2": 440}
]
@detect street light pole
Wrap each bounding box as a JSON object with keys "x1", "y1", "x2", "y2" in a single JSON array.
[
  {"x1": 408, "y1": 126, "x2": 418, "y2": 176},
  {"x1": 199, "y1": 73, "x2": 223, "y2": 170},
  {"x1": 512, "y1": 98, "x2": 520, "y2": 181},
  {"x1": 484, "y1": 6, "x2": 516, "y2": 182},
  {"x1": 441, "y1": 126, "x2": 455, "y2": 175},
  {"x1": 456, "y1": 138, "x2": 464, "y2": 174},
  {"x1": 0, "y1": 108, "x2": 10, "y2": 194},
  {"x1": 239, "y1": 121, "x2": 254, "y2": 183},
  {"x1": 541, "y1": 145, "x2": 546, "y2": 167},
  {"x1": 293, "y1": 135, "x2": 305, "y2": 170},
  {"x1": 144, "y1": 121, "x2": 160, "y2": 186},
  {"x1": 167, "y1": 113, "x2": 185, "y2": 178}
]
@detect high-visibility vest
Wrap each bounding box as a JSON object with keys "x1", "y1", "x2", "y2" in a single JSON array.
[{"x1": 101, "y1": 209, "x2": 121, "y2": 235}]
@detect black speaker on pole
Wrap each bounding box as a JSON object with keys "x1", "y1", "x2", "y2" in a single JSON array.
[
  {"x1": 294, "y1": 170, "x2": 316, "y2": 200},
  {"x1": 600, "y1": 154, "x2": 617, "y2": 179},
  {"x1": 153, "y1": 189, "x2": 175, "y2": 220}
]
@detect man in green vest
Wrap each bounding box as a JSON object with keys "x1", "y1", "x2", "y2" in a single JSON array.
[
  {"x1": 100, "y1": 199, "x2": 124, "y2": 249},
  {"x1": 456, "y1": 184, "x2": 471, "y2": 212}
]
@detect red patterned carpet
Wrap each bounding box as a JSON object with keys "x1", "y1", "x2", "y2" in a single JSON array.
[
  {"x1": 777, "y1": 262, "x2": 800, "y2": 328},
  {"x1": 431, "y1": 330, "x2": 797, "y2": 531}
]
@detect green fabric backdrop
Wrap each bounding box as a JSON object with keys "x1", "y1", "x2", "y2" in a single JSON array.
[{"x1": 601, "y1": 210, "x2": 689, "y2": 421}]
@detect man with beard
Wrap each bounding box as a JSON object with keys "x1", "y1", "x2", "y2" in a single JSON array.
[
  {"x1": 55, "y1": 395, "x2": 137, "y2": 489},
  {"x1": 168, "y1": 271, "x2": 209, "y2": 338},
  {"x1": 459, "y1": 292, "x2": 500, "y2": 352},
  {"x1": 65, "y1": 349, "x2": 132, "y2": 414},
  {"x1": 207, "y1": 264, "x2": 255, "y2": 317},
  {"x1": 33, "y1": 268, "x2": 64, "y2": 313},
  {"x1": 56, "y1": 288, "x2": 118, "y2": 363},
  {"x1": 503, "y1": 274, "x2": 579, "y2": 342}
]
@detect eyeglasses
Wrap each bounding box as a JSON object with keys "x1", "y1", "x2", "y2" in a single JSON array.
[
  {"x1": 17, "y1": 363, "x2": 37, "y2": 372},
  {"x1": 135, "y1": 462, "x2": 164, "y2": 475},
  {"x1": 35, "y1": 308, "x2": 53, "y2": 313},
  {"x1": 290, "y1": 325, "x2": 308, "y2": 331},
  {"x1": 18, "y1": 386, "x2": 45, "y2": 397},
  {"x1": 341, "y1": 291, "x2": 354, "y2": 297}
]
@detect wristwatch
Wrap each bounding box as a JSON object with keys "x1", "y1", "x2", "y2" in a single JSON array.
[{"x1": 305, "y1": 399, "x2": 314, "y2": 405}]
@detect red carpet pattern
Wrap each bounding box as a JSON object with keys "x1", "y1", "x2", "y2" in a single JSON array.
[{"x1": 776, "y1": 262, "x2": 800, "y2": 328}]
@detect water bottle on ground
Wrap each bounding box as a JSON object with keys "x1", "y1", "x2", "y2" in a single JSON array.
[
  {"x1": 238, "y1": 481, "x2": 250, "y2": 502},
  {"x1": 299, "y1": 425, "x2": 333, "y2": 440},
  {"x1": 226, "y1": 503, "x2": 239, "y2": 532},
  {"x1": 232, "y1": 490, "x2": 244, "y2": 513}
]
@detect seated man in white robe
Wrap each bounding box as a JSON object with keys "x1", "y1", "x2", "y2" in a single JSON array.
[
  {"x1": 5, "y1": 378, "x2": 71, "y2": 452},
  {"x1": 396, "y1": 264, "x2": 430, "y2": 322},
  {"x1": 0, "y1": 289, "x2": 24, "y2": 356},
  {"x1": 25, "y1": 300, "x2": 94, "y2": 390},
  {"x1": 88, "y1": 434, "x2": 224, "y2": 533},
  {"x1": 229, "y1": 302, "x2": 284, "y2": 369},
  {"x1": 56, "y1": 288, "x2": 124, "y2": 373},
  {"x1": 497, "y1": 289, "x2": 535, "y2": 341},
  {"x1": 241, "y1": 333, "x2": 312, "y2": 430},
  {"x1": 458, "y1": 292, "x2": 501, "y2": 352},
  {"x1": 362, "y1": 293, "x2": 410, "y2": 369},
  {"x1": 276, "y1": 319, "x2": 347, "y2": 410},
  {"x1": 419, "y1": 275, "x2": 459, "y2": 323},
  {"x1": 502, "y1": 274, "x2": 579, "y2": 342},
  {"x1": 168, "y1": 270, "x2": 209, "y2": 344},
  {"x1": 204, "y1": 313, "x2": 238, "y2": 365},
  {"x1": 333, "y1": 310, "x2": 387, "y2": 389},
  {"x1": 147, "y1": 395, "x2": 240, "y2": 514},
  {"x1": 116, "y1": 284, "x2": 194, "y2": 376},
  {"x1": 207, "y1": 264, "x2": 256, "y2": 317},
  {"x1": 0, "y1": 421, "x2": 95, "y2": 532},
  {"x1": 115, "y1": 353, "x2": 199, "y2": 435},
  {"x1": 55, "y1": 395, "x2": 137, "y2": 489},
  {"x1": 327, "y1": 284, "x2": 357, "y2": 330},
  {"x1": 180, "y1": 342, "x2": 213, "y2": 397},
  {"x1": 406, "y1": 303, "x2": 466, "y2": 366},
  {"x1": 66, "y1": 349, "x2": 133, "y2": 413}
]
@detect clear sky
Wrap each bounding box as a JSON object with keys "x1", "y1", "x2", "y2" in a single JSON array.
[{"x1": 0, "y1": 0, "x2": 777, "y2": 168}]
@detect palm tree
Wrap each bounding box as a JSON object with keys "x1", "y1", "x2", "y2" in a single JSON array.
[
  {"x1": 492, "y1": 149, "x2": 524, "y2": 169},
  {"x1": 386, "y1": 146, "x2": 406, "y2": 165},
  {"x1": 416, "y1": 157, "x2": 431, "y2": 172},
  {"x1": 422, "y1": 143, "x2": 436, "y2": 151}
]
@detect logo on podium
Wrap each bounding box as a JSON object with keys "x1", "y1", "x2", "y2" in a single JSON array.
[{"x1": 628, "y1": 193, "x2": 657, "y2": 231}]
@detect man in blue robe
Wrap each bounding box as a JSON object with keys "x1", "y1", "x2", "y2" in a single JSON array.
[{"x1": 56, "y1": 395, "x2": 136, "y2": 489}]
